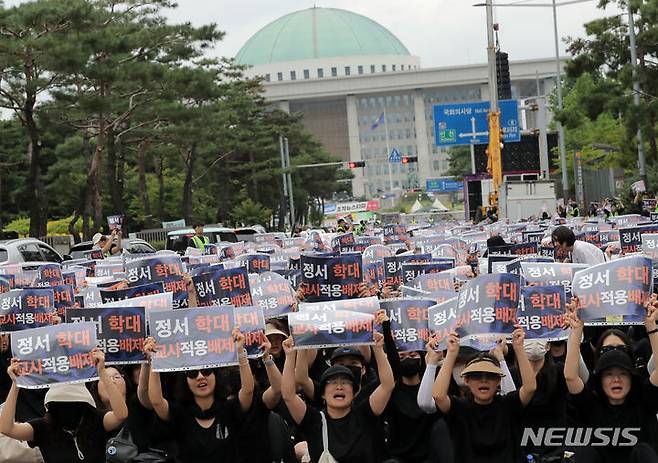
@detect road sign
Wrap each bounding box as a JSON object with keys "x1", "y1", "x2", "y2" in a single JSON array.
[
  {"x1": 389, "y1": 148, "x2": 402, "y2": 163},
  {"x1": 433, "y1": 99, "x2": 520, "y2": 146},
  {"x1": 426, "y1": 178, "x2": 464, "y2": 193}
]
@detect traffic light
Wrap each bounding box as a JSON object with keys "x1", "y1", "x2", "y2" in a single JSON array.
[
  {"x1": 347, "y1": 161, "x2": 365, "y2": 168},
  {"x1": 401, "y1": 156, "x2": 418, "y2": 164},
  {"x1": 496, "y1": 51, "x2": 512, "y2": 100}
]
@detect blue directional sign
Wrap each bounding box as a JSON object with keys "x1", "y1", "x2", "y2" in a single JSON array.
[
  {"x1": 433, "y1": 99, "x2": 520, "y2": 146},
  {"x1": 426, "y1": 178, "x2": 464, "y2": 193},
  {"x1": 389, "y1": 148, "x2": 402, "y2": 163}
]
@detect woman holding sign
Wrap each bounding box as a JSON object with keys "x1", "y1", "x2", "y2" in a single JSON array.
[
  {"x1": 563, "y1": 296, "x2": 658, "y2": 463},
  {"x1": 0, "y1": 348, "x2": 128, "y2": 463},
  {"x1": 281, "y1": 332, "x2": 395, "y2": 463},
  {"x1": 144, "y1": 327, "x2": 254, "y2": 463},
  {"x1": 431, "y1": 326, "x2": 537, "y2": 463}
]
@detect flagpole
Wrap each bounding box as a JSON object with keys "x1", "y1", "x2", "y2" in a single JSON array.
[{"x1": 383, "y1": 107, "x2": 394, "y2": 192}]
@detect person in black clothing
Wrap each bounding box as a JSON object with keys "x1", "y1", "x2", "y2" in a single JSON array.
[
  {"x1": 145, "y1": 328, "x2": 254, "y2": 463},
  {"x1": 564, "y1": 296, "x2": 658, "y2": 463},
  {"x1": 431, "y1": 326, "x2": 537, "y2": 463},
  {"x1": 281, "y1": 332, "x2": 395, "y2": 463},
  {"x1": 0, "y1": 349, "x2": 128, "y2": 463}
]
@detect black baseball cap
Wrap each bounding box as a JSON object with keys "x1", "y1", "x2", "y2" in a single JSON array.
[
  {"x1": 330, "y1": 346, "x2": 365, "y2": 364},
  {"x1": 319, "y1": 365, "x2": 359, "y2": 393},
  {"x1": 594, "y1": 349, "x2": 636, "y2": 377}
]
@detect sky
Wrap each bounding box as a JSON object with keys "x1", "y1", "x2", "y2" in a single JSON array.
[{"x1": 4, "y1": 0, "x2": 620, "y2": 67}]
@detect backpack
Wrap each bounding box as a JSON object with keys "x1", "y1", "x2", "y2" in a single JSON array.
[{"x1": 318, "y1": 411, "x2": 338, "y2": 463}]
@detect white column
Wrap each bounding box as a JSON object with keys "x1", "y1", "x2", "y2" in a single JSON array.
[
  {"x1": 413, "y1": 89, "x2": 430, "y2": 189},
  {"x1": 346, "y1": 95, "x2": 365, "y2": 197}
]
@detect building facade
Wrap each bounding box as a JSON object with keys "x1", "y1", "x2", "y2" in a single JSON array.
[{"x1": 236, "y1": 7, "x2": 562, "y2": 198}]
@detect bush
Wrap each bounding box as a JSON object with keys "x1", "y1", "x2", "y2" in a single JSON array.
[{"x1": 3, "y1": 216, "x2": 83, "y2": 237}]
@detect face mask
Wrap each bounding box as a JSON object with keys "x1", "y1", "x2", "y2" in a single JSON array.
[
  {"x1": 48, "y1": 402, "x2": 88, "y2": 430},
  {"x1": 524, "y1": 340, "x2": 549, "y2": 361},
  {"x1": 452, "y1": 364, "x2": 466, "y2": 387},
  {"x1": 399, "y1": 357, "x2": 421, "y2": 377}
]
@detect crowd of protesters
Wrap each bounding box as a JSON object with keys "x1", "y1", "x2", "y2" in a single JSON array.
[{"x1": 0, "y1": 219, "x2": 657, "y2": 463}]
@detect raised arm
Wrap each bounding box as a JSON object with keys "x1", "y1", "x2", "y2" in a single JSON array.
[
  {"x1": 563, "y1": 298, "x2": 585, "y2": 394},
  {"x1": 369, "y1": 332, "x2": 395, "y2": 416},
  {"x1": 234, "y1": 328, "x2": 255, "y2": 412},
  {"x1": 511, "y1": 326, "x2": 536, "y2": 406},
  {"x1": 259, "y1": 333, "x2": 282, "y2": 410},
  {"x1": 92, "y1": 348, "x2": 129, "y2": 431},
  {"x1": 281, "y1": 337, "x2": 307, "y2": 425},
  {"x1": 136, "y1": 359, "x2": 153, "y2": 410},
  {"x1": 489, "y1": 337, "x2": 516, "y2": 394},
  {"x1": 377, "y1": 311, "x2": 401, "y2": 380},
  {"x1": 645, "y1": 295, "x2": 658, "y2": 386},
  {"x1": 145, "y1": 337, "x2": 170, "y2": 422},
  {"x1": 294, "y1": 348, "x2": 316, "y2": 399},
  {"x1": 0, "y1": 359, "x2": 34, "y2": 442},
  {"x1": 432, "y1": 332, "x2": 458, "y2": 414},
  {"x1": 417, "y1": 339, "x2": 442, "y2": 413}
]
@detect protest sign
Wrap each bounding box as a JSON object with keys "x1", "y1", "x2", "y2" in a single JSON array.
[
  {"x1": 641, "y1": 234, "x2": 658, "y2": 259},
  {"x1": 489, "y1": 242, "x2": 539, "y2": 256},
  {"x1": 125, "y1": 255, "x2": 188, "y2": 309},
  {"x1": 431, "y1": 244, "x2": 460, "y2": 263},
  {"x1": 427, "y1": 297, "x2": 463, "y2": 350},
  {"x1": 250, "y1": 272, "x2": 296, "y2": 319},
  {"x1": 32, "y1": 264, "x2": 63, "y2": 287},
  {"x1": 407, "y1": 272, "x2": 455, "y2": 293},
  {"x1": 234, "y1": 253, "x2": 271, "y2": 274},
  {"x1": 11, "y1": 322, "x2": 98, "y2": 389},
  {"x1": 95, "y1": 262, "x2": 125, "y2": 278},
  {"x1": 379, "y1": 298, "x2": 434, "y2": 352},
  {"x1": 400, "y1": 287, "x2": 457, "y2": 304},
  {"x1": 66, "y1": 307, "x2": 146, "y2": 365},
  {"x1": 298, "y1": 296, "x2": 380, "y2": 315},
  {"x1": 363, "y1": 261, "x2": 385, "y2": 289},
  {"x1": 520, "y1": 285, "x2": 569, "y2": 341},
  {"x1": 77, "y1": 286, "x2": 102, "y2": 308},
  {"x1": 572, "y1": 256, "x2": 652, "y2": 323},
  {"x1": 234, "y1": 306, "x2": 265, "y2": 358},
  {"x1": 401, "y1": 262, "x2": 454, "y2": 285},
  {"x1": 51, "y1": 284, "x2": 75, "y2": 315},
  {"x1": 83, "y1": 249, "x2": 105, "y2": 261},
  {"x1": 383, "y1": 224, "x2": 408, "y2": 244},
  {"x1": 100, "y1": 281, "x2": 165, "y2": 304},
  {"x1": 62, "y1": 267, "x2": 87, "y2": 289},
  {"x1": 488, "y1": 255, "x2": 518, "y2": 274},
  {"x1": 193, "y1": 267, "x2": 253, "y2": 307},
  {"x1": 300, "y1": 253, "x2": 363, "y2": 302},
  {"x1": 506, "y1": 256, "x2": 554, "y2": 277},
  {"x1": 101, "y1": 291, "x2": 173, "y2": 317},
  {"x1": 289, "y1": 310, "x2": 374, "y2": 349},
  {"x1": 455, "y1": 273, "x2": 521, "y2": 343},
  {"x1": 383, "y1": 253, "x2": 431, "y2": 289},
  {"x1": 148, "y1": 306, "x2": 238, "y2": 372},
  {"x1": 0, "y1": 288, "x2": 56, "y2": 334},
  {"x1": 0, "y1": 275, "x2": 14, "y2": 293},
  {"x1": 331, "y1": 233, "x2": 355, "y2": 251},
  {"x1": 620, "y1": 224, "x2": 658, "y2": 253},
  {"x1": 362, "y1": 244, "x2": 393, "y2": 265},
  {"x1": 107, "y1": 214, "x2": 124, "y2": 231}
]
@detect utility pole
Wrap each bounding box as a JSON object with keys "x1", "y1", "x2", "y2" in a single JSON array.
[
  {"x1": 279, "y1": 136, "x2": 289, "y2": 229},
  {"x1": 628, "y1": 4, "x2": 647, "y2": 187},
  {"x1": 284, "y1": 137, "x2": 295, "y2": 228},
  {"x1": 485, "y1": 0, "x2": 502, "y2": 211},
  {"x1": 552, "y1": 0, "x2": 569, "y2": 201}
]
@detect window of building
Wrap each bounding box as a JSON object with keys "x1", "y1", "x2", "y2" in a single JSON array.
[
  {"x1": 290, "y1": 70, "x2": 296, "y2": 80},
  {"x1": 369, "y1": 97, "x2": 376, "y2": 108},
  {"x1": 264, "y1": 74, "x2": 271, "y2": 82},
  {"x1": 345, "y1": 66, "x2": 351, "y2": 76},
  {"x1": 392, "y1": 64, "x2": 396, "y2": 71},
  {"x1": 358, "y1": 65, "x2": 363, "y2": 75},
  {"x1": 377, "y1": 96, "x2": 384, "y2": 107},
  {"x1": 331, "y1": 67, "x2": 337, "y2": 77},
  {"x1": 382, "y1": 65, "x2": 387, "y2": 72},
  {"x1": 393, "y1": 180, "x2": 399, "y2": 188},
  {"x1": 401, "y1": 65, "x2": 405, "y2": 71},
  {"x1": 385, "y1": 96, "x2": 393, "y2": 106},
  {"x1": 394, "y1": 95, "x2": 400, "y2": 106},
  {"x1": 317, "y1": 68, "x2": 324, "y2": 78},
  {"x1": 370, "y1": 64, "x2": 376, "y2": 73},
  {"x1": 402, "y1": 94, "x2": 410, "y2": 106},
  {"x1": 303, "y1": 69, "x2": 310, "y2": 79},
  {"x1": 405, "y1": 128, "x2": 411, "y2": 139},
  {"x1": 277, "y1": 72, "x2": 283, "y2": 81}
]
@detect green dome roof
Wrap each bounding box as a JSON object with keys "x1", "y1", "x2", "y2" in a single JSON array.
[{"x1": 235, "y1": 7, "x2": 411, "y2": 66}]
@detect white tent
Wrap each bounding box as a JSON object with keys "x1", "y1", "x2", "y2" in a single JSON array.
[
  {"x1": 410, "y1": 199, "x2": 424, "y2": 213},
  {"x1": 431, "y1": 198, "x2": 450, "y2": 212}
]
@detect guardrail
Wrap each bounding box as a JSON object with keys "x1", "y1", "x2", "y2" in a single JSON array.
[{"x1": 40, "y1": 235, "x2": 74, "y2": 255}]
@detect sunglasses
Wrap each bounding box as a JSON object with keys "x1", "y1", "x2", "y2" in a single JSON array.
[
  {"x1": 599, "y1": 344, "x2": 629, "y2": 356},
  {"x1": 185, "y1": 368, "x2": 214, "y2": 379},
  {"x1": 464, "y1": 372, "x2": 500, "y2": 381}
]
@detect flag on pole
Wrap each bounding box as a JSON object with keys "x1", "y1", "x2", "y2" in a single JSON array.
[{"x1": 371, "y1": 112, "x2": 385, "y2": 130}]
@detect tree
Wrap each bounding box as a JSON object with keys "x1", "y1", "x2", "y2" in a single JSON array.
[
  {"x1": 230, "y1": 197, "x2": 271, "y2": 227},
  {"x1": 445, "y1": 146, "x2": 472, "y2": 180}
]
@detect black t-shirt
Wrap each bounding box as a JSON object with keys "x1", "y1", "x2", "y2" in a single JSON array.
[
  {"x1": 446, "y1": 392, "x2": 524, "y2": 463},
  {"x1": 28, "y1": 409, "x2": 110, "y2": 463},
  {"x1": 567, "y1": 381, "x2": 658, "y2": 462},
  {"x1": 166, "y1": 399, "x2": 241, "y2": 463},
  {"x1": 385, "y1": 382, "x2": 438, "y2": 463},
  {"x1": 235, "y1": 391, "x2": 273, "y2": 463},
  {"x1": 299, "y1": 399, "x2": 384, "y2": 463}
]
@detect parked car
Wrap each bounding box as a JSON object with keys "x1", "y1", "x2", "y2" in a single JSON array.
[
  {"x1": 0, "y1": 238, "x2": 67, "y2": 265},
  {"x1": 166, "y1": 227, "x2": 238, "y2": 253},
  {"x1": 68, "y1": 238, "x2": 156, "y2": 259}
]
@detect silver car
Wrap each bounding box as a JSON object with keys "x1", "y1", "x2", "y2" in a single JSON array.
[{"x1": 0, "y1": 238, "x2": 65, "y2": 265}]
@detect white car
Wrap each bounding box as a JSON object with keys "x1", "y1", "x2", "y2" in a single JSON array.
[{"x1": 0, "y1": 238, "x2": 66, "y2": 265}]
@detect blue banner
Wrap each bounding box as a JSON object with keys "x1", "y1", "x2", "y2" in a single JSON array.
[
  {"x1": 192, "y1": 267, "x2": 253, "y2": 307},
  {"x1": 619, "y1": 224, "x2": 658, "y2": 253},
  {"x1": 289, "y1": 310, "x2": 374, "y2": 349},
  {"x1": 65, "y1": 307, "x2": 146, "y2": 365},
  {"x1": 125, "y1": 256, "x2": 188, "y2": 309},
  {"x1": 300, "y1": 253, "x2": 363, "y2": 302},
  {"x1": 148, "y1": 306, "x2": 238, "y2": 372},
  {"x1": 11, "y1": 322, "x2": 98, "y2": 389},
  {"x1": 0, "y1": 288, "x2": 56, "y2": 334},
  {"x1": 520, "y1": 285, "x2": 569, "y2": 341},
  {"x1": 379, "y1": 298, "x2": 434, "y2": 352}
]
